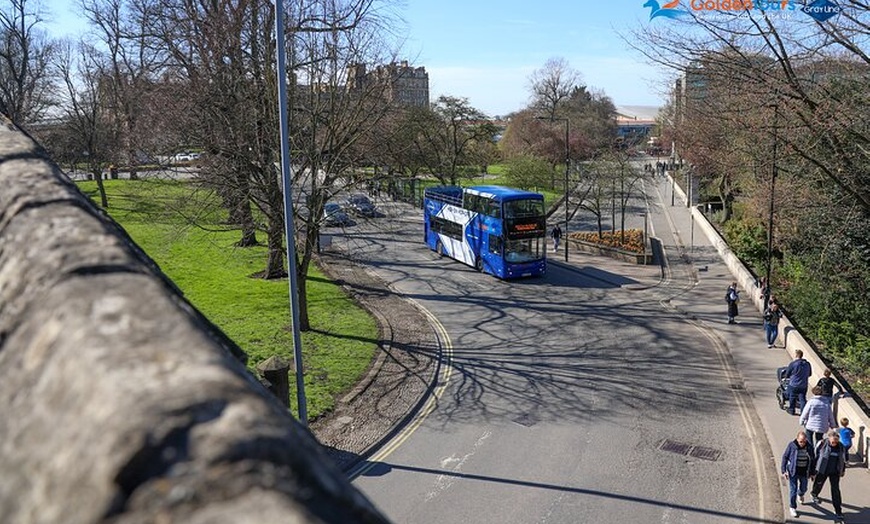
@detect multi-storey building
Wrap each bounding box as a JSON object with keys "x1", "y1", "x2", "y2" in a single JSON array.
[{"x1": 347, "y1": 61, "x2": 429, "y2": 107}]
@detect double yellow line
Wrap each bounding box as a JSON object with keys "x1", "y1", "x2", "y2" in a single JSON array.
[{"x1": 348, "y1": 304, "x2": 454, "y2": 479}]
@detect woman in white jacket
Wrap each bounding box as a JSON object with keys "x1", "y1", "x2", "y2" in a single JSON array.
[{"x1": 800, "y1": 385, "x2": 836, "y2": 450}]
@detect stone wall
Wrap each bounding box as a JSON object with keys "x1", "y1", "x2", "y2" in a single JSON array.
[{"x1": 0, "y1": 120, "x2": 388, "y2": 522}]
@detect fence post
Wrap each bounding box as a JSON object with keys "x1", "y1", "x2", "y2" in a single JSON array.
[{"x1": 257, "y1": 356, "x2": 292, "y2": 408}]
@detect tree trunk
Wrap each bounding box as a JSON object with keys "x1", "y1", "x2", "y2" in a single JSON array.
[
  {"x1": 233, "y1": 193, "x2": 258, "y2": 248},
  {"x1": 263, "y1": 169, "x2": 287, "y2": 279},
  {"x1": 264, "y1": 213, "x2": 286, "y2": 279},
  {"x1": 94, "y1": 170, "x2": 109, "y2": 208},
  {"x1": 296, "y1": 263, "x2": 310, "y2": 332}
]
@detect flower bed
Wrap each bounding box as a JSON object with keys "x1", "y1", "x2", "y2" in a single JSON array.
[{"x1": 567, "y1": 229, "x2": 652, "y2": 265}]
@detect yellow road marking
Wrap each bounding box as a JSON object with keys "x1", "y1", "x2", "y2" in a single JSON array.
[{"x1": 349, "y1": 304, "x2": 453, "y2": 478}]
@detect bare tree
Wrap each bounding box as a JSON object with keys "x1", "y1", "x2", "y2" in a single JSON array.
[
  {"x1": 630, "y1": 5, "x2": 870, "y2": 213},
  {"x1": 141, "y1": 0, "x2": 400, "y2": 330},
  {"x1": 0, "y1": 0, "x2": 56, "y2": 125},
  {"x1": 405, "y1": 96, "x2": 494, "y2": 185},
  {"x1": 56, "y1": 39, "x2": 119, "y2": 208},
  {"x1": 287, "y1": 5, "x2": 400, "y2": 329},
  {"x1": 79, "y1": 0, "x2": 168, "y2": 178},
  {"x1": 528, "y1": 57, "x2": 582, "y2": 120}
]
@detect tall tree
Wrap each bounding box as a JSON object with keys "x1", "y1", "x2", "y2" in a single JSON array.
[
  {"x1": 0, "y1": 0, "x2": 56, "y2": 125},
  {"x1": 528, "y1": 57, "x2": 582, "y2": 120},
  {"x1": 56, "y1": 40, "x2": 119, "y2": 208},
  {"x1": 80, "y1": 0, "x2": 167, "y2": 178},
  {"x1": 631, "y1": 5, "x2": 870, "y2": 373},
  {"x1": 143, "y1": 0, "x2": 399, "y2": 330}
]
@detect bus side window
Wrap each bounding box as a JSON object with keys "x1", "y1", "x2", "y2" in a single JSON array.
[{"x1": 488, "y1": 234, "x2": 502, "y2": 254}]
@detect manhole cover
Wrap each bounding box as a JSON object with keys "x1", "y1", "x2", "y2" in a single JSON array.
[
  {"x1": 659, "y1": 439, "x2": 692, "y2": 455},
  {"x1": 689, "y1": 446, "x2": 722, "y2": 461},
  {"x1": 513, "y1": 413, "x2": 538, "y2": 427}
]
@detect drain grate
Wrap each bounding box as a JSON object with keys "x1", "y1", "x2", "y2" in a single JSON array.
[
  {"x1": 513, "y1": 413, "x2": 538, "y2": 427},
  {"x1": 659, "y1": 439, "x2": 722, "y2": 462},
  {"x1": 730, "y1": 383, "x2": 745, "y2": 390},
  {"x1": 660, "y1": 439, "x2": 692, "y2": 455},
  {"x1": 689, "y1": 446, "x2": 722, "y2": 461}
]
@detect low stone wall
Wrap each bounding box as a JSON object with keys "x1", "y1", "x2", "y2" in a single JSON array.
[
  {"x1": 684, "y1": 185, "x2": 870, "y2": 470},
  {"x1": 0, "y1": 120, "x2": 388, "y2": 522},
  {"x1": 567, "y1": 238, "x2": 653, "y2": 265}
]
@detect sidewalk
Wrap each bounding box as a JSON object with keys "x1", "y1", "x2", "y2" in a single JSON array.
[{"x1": 556, "y1": 174, "x2": 869, "y2": 524}]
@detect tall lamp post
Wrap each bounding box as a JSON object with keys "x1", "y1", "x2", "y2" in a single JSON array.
[
  {"x1": 537, "y1": 116, "x2": 570, "y2": 262},
  {"x1": 274, "y1": 0, "x2": 307, "y2": 425},
  {"x1": 764, "y1": 100, "x2": 779, "y2": 309}
]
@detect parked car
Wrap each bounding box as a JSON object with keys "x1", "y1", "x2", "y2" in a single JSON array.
[
  {"x1": 322, "y1": 202, "x2": 355, "y2": 227},
  {"x1": 345, "y1": 193, "x2": 379, "y2": 217},
  {"x1": 172, "y1": 151, "x2": 201, "y2": 163}
]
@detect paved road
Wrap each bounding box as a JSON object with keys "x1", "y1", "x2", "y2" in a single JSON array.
[{"x1": 328, "y1": 185, "x2": 780, "y2": 523}]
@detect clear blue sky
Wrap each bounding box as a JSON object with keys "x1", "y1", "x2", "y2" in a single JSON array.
[
  {"x1": 401, "y1": 1, "x2": 669, "y2": 116},
  {"x1": 41, "y1": 0, "x2": 669, "y2": 117}
]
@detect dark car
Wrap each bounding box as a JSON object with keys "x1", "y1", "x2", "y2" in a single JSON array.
[
  {"x1": 345, "y1": 194, "x2": 379, "y2": 217},
  {"x1": 322, "y1": 202, "x2": 355, "y2": 227}
]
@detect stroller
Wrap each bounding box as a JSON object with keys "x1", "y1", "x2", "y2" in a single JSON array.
[{"x1": 775, "y1": 366, "x2": 790, "y2": 411}]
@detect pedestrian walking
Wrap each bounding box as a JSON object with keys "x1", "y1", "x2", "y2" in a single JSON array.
[
  {"x1": 810, "y1": 429, "x2": 847, "y2": 523},
  {"x1": 839, "y1": 418, "x2": 855, "y2": 462},
  {"x1": 785, "y1": 350, "x2": 813, "y2": 416},
  {"x1": 763, "y1": 302, "x2": 782, "y2": 348},
  {"x1": 781, "y1": 430, "x2": 816, "y2": 518},
  {"x1": 817, "y1": 368, "x2": 843, "y2": 400},
  {"x1": 799, "y1": 386, "x2": 836, "y2": 450},
  {"x1": 551, "y1": 224, "x2": 562, "y2": 253},
  {"x1": 725, "y1": 282, "x2": 740, "y2": 324},
  {"x1": 758, "y1": 277, "x2": 771, "y2": 307}
]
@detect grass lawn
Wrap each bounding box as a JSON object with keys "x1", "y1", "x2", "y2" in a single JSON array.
[{"x1": 75, "y1": 179, "x2": 377, "y2": 420}]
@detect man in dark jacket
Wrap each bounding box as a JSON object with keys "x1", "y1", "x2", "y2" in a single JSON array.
[
  {"x1": 786, "y1": 350, "x2": 813, "y2": 415},
  {"x1": 781, "y1": 431, "x2": 816, "y2": 518},
  {"x1": 810, "y1": 429, "x2": 847, "y2": 523}
]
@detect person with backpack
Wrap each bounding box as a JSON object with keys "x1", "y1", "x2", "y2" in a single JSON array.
[
  {"x1": 785, "y1": 350, "x2": 813, "y2": 416},
  {"x1": 725, "y1": 282, "x2": 740, "y2": 324},
  {"x1": 810, "y1": 429, "x2": 847, "y2": 523},
  {"x1": 781, "y1": 430, "x2": 816, "y2": 518},
  {"x1": 763, "y1": 302, "x2": 783, "y2": 348},
  {"x1": 816, "y1": 368, "x2": 843, "y2": 400}
]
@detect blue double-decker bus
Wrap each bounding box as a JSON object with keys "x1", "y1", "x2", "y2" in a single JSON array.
[{"x1": 423, "y1": 185, "x2": 547, "y2": 279}]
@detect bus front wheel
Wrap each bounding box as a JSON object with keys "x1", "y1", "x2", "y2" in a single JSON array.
[
  {"x1": 435, "y1": 240, "x2": 444, "y2": 258},
  {"x1": 475, "y1": 257, "x2": 483, "y2": 272}
]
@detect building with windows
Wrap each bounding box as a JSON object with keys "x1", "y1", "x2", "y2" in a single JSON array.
[
  {"x1": 347, "y1": 61, "x2": 429, "y2": 107},
  {"x1": 615, "y1": 105, "x2": 659, "y2": 147}
]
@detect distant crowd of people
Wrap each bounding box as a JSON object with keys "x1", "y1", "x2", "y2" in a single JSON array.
[{"x1": 724, "y1": 280, "x2": 854, "y2": 522}]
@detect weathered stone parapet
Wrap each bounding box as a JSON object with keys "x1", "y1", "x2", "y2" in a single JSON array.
[{"x1": 0, "y1": 119, "x2": 388, "y2": 523}]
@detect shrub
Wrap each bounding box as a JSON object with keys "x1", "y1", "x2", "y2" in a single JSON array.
[{"x1": 723, "y1": 218, "x2": 768, "y2": 270}]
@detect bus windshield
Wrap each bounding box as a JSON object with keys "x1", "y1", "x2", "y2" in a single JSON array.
[
  {"x1": 505, "y1": 237, "x2": 544, "y2": 263},
  {"x1": 504, "y1": 199, "x2": 544, "y2": 218}
]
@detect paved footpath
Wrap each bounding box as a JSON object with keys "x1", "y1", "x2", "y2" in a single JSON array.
[{"x1": 552, "y1": 173, "x2": 869, "y2": 524}]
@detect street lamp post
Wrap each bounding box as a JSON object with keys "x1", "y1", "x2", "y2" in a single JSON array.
[
  {"x1": 562, "y1": 119, "x2": 569, "y2": 262},
  {"x1": 274, "y1": 0, "x2": 308, "y2": 425},
  {"x1": 536, "y1": 116, "x2": 570, "y2": 262},
  {"x1": 764, "y1": 100, "x2": 779, "y2": 309}
]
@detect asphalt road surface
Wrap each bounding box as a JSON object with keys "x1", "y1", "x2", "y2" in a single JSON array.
[{"x1": 329, "y1": 185, "x2": 776, "y2": 524}]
